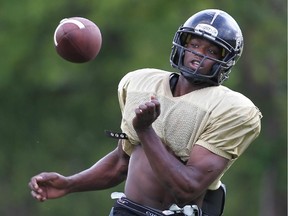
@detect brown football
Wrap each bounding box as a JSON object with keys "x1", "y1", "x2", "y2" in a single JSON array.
[{"x1": 54, "y1": 17, "x2": 102, "y2": 63}]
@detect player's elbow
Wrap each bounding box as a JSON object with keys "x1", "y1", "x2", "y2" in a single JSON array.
[{"x1": 170, "y1": 182, "x2": 204, "y2": 205}]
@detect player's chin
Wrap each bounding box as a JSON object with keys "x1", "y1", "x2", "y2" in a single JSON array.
[{"x1": 186, "y1": 65, "x2": 204, "y2": 74}]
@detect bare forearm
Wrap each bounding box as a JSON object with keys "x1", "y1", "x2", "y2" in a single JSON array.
[
  {"x1": 132, "y1": 97, "x2": 187, "y2": 189},
  {"x1": 136, "y1": 127, "x2": 228, "y2": 203},
  {"x1": 67, "y1": 147, "x2": 128, "y2": 193},
  {"x1": 136, "y1": 127, "x2": 188, "y2": 188},
  {"x1": 132, "y1": 97, "x2": 209, "y2": 201}
]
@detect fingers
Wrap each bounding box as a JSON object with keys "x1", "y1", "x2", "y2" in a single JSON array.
[
  {"x1": 31, "y1": 190, "x2": 47, "y2": 202},
  {"x1": 135, "y1": 103, "x2": 154, "y2": 116},
  {"x1": 29, "y1": 176, "x2": 42, "y2": 191},
  {"x1": 29, "y1": 174, "x2": 46, "y2": 201},
  {"x1": 29, "y1": 174, "x2": 46, "y2": 190},
  {"x1": 28, "y1": 172, "x2": 59, "y2": 202},
  {"x1": 135, "y1": 107, "x2": 143, "y2": 115},
  {"x1": 150, "y1": 97, "x2": 160, "y2": 116},
  {"x1": 136, "y1": 97, "x2": 160, "y2": 114},
  {"x1": 30, "y1": 172, "x2": 59, "y2": 186},
  {"x1": 133, "y1": 96, "x2": 161, "y2": 130}
]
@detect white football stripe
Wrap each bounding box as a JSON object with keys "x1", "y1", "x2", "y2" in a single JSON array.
[{"x1": 53, "y1": 18, "x2": 85, "y2": 46}]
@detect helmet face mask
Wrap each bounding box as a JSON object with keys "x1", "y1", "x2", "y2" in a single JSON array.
[{"x1": 170, "y1": 9, "x2": 244, "y2": 85}]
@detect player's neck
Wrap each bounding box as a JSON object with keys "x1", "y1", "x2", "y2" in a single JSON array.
[{"x1": 173, "y1": 76, "x2": 210, "y2": 96}]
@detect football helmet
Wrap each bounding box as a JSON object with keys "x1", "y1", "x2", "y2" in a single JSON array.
[{"x1": 170, "y1": 9, "x2": 244, "y2": 85}]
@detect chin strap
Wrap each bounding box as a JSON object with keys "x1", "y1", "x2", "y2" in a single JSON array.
[{"x1": 180, "y1": 70, "x2": 217, "y2": 87}]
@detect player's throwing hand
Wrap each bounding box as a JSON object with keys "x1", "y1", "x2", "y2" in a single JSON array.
[{"x1": 28, "y1": 172, "x2": 70, "y2": 202}]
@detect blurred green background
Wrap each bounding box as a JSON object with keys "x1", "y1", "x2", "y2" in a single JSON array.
[{"x1": 0, "y1": 0, "x2": 286, "y2": 215}]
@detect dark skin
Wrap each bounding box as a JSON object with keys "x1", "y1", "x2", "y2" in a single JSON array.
[{"x1": 28, "y1": 36, "x2": 229, "y2": 210}]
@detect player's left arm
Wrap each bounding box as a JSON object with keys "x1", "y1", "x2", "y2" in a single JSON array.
[
  {"x1": 136, "y1": 128, "x2": 228, "y2": 204},
  {"x1": 133, "y1": 97, "x2": 229, "y2": 204}
]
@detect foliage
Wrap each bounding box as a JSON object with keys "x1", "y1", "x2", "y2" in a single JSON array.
[{"x1": 0, "y1": 0, "x2": 286, "y2": 215}]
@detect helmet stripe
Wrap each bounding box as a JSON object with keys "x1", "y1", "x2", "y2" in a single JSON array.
[{"x1": 210, "y1": 11, "x2": 221, "y2": 25}]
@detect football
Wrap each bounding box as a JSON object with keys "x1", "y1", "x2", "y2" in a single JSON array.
[{"x1": 53, "y1": 17, "x2": 102, "y2": 63}]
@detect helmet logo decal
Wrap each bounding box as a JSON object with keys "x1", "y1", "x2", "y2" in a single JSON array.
[{"x1": 195, "y1": 24, "x2": 218, "y2": 39}]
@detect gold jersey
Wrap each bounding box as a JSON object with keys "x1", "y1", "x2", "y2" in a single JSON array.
[{"x1": 118, "y1": 68, "x2": 262, "y2": 189}]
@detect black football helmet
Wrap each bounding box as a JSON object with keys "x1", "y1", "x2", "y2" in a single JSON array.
[{"x1": 170, "y1": 9, "x2": 244, "y2": 85}]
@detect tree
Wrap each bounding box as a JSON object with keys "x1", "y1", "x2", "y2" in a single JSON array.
[{"x1": 0, "y1": 0, "x2": 286, "y2": 215}]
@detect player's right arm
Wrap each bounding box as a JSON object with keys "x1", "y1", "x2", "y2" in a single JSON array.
[{"x1": 28, "y1": 140, "x2": 129, "y2": 202}]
